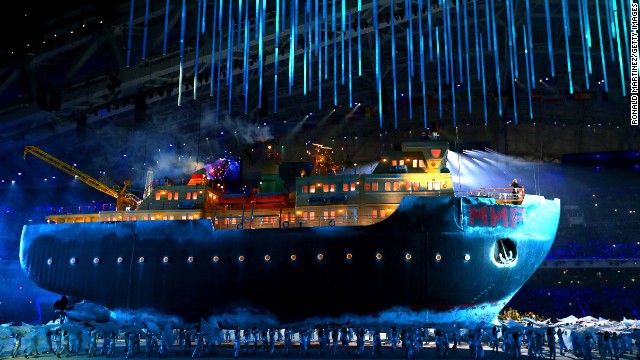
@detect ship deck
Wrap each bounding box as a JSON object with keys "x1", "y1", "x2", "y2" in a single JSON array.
[{"x1": 2, "y1": 338, "x2": 635, "y2": 360}]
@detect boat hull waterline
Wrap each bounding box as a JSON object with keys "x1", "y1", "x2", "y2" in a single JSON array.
[{"x1": 20, "y1": 195, "x2": 560, "y2": 328}]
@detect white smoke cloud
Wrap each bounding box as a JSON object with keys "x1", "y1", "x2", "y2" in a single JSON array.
[{"x1": 218, "y1": 114, "x2": 274, "y2": 144}]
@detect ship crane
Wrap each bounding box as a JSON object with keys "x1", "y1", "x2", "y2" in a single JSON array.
[{"x1": 24, "y1": 146, "x2": 142, "y2": 211}]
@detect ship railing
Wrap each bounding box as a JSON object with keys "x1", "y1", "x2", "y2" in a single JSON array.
[
  {"x1": 213, "y1": 215, "x2": 384, "y2": 229},
  {"x1": 468, "y1": 187, "x2": 525, "y2": 202}
]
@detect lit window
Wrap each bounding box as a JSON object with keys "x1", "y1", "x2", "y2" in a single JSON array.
[
  {"x1": 186, "y1": 192, "x2": 191, "y2": 200},
  {"x1": 385, "y1": 182, "x2": 391, "y2": 191},
  {"x1": 155, "y1": 192, "x2": 161, "y2": 200},
  {"x1": 302, "y1": 185, "x2": 309, "y2": 193},
  {"x1": 323, "y1": 211, "x2": 329, "y2": 219},
  {"x1": 391, "y1": 160, "x2": 397, "y2": 166},
  {"x1": 192, "y1": 192, "x2": 198, "y2": 200},
  {"x1": 372, "y1": 210, "x2": 378, "y2": 219},
  {"x1": 310, "y1": 185, "x2": 316, "y2": 193},
  {"x1": 372, "y1": 183, "x2": 379, "y2": 191},
  {"x1": 413, "y1": 182, "x2": 420, "y2": 191},
  {"x1": 329, "y1": 184, "x2": 335, "y2": 192},
  {"x1": 323, "y1": 184, "x2": 329, "y2": 192},
  {"x1": 380, "y1": 210, "x2": 386, "y2": 218},
  {"x1": 365, "y1": 183, "x2": 371, "y2": 191},
  {"x1": 174, "y1": 192, "x2": 179, "y2": 200},
  {"x1": 309, "y1": 212, "x2": 315, "y2": 220},
  {"x1": 302, "y1": 211, "x2": 309, "y2": 220},
  {"x1": 393, "y1": 182, "x2": 400, "y2": 191},
  {"x1": 399, "y1": 160, "x2": 405, "y2": 166},
  {"x1": 350, "y1": 183, "x2": 356, "y2": 191},
  {"x1": 413, "y1": 159, "x2": 418, "y2": 168},
  {"x1": 343, "y1": 183, "x2": 349, "y2": 192},
  {"x1": 419, "y1": 160, "x2": 425, "y2": 168},
  {"x1": 168, "y1": 192, "x2": 173, "y2": 200}
]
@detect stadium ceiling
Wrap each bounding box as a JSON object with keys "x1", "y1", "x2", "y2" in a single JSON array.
[{"x1": 0, "y1": 0, "x2": 632, "y2": 179}]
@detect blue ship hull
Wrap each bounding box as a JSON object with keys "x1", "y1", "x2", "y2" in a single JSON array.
[{"x1": 20, "y1": 195, "x2": 559, "y2": 328}]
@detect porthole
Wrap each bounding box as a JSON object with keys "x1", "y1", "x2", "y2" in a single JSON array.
[
  {"x1": 346, "y1": 253, "x2": 353, "y2": 260},
  {"x1": 47, "y1": 258, "x2": 54, "y2": 265},
  {"x1": 69, "y1": 257, "x2": 77, "y2": 265},
  {"x1": 264, "y1": 255, "x2": 271, "y2": 261},
  {"x1": 290, "y1": 254, "x2": 297, "y2": 261},
  {"x1": 213, "y1": 256, "x2": 220, "y2": 263},
  {"x1": 464, "y1": 254, "x2": 471, "y2": 261},
  {"x1": 405, "y1": 253, "x2": 412, "y2": 261},
  {"x1": 376, "y1": 253, "x2": 383, "y2": 260},
  {"x1": 93, "y1": 257, "x2": 101, "y2": 264},
  {"x1": 317, "y1": 253, "x2": 324, "y2": 260},
  {"x1": 117, "y1": 257, "x2": 124, "y2": 263},
  {"x1": 163, "y1": 256, "x2": 170, "y2": 263},
  {"x1": 187, "y1": 256, "x2": 194, "y2": 263},
  {"x1": 138, "y1": 257, "x2": 145, "y2": 263},
  {"x1": 238, "y1": 255, "x2": 245, "y2": 262},
  {"x1": 435, "y1": 253, "x2": 442, "y2": 261}
]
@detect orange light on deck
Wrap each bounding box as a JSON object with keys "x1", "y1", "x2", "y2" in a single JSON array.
[
  {"x1": 386, "y1": 208, "x2": 391, "y2": 212},
  {"x1": 296, "y1": 211, "x2": 302, "y2": 215},
  {"x1": 339, "y1": 209, "x2": 343, "y2": 213}
]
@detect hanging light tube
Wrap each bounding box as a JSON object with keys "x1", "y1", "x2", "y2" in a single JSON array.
[
  {"x1": 611, "y1": 0, "x2": 627, "y2": 96},
  {"x1": 407, "y1": 0, "x2": 414, "y2": 78},
  {"x1": 142, "y1": 0, "x2": 150, "y2": 60},
  {"x1": 374, "y1": 0, "x2": 382, "y2": 126},
  {"x1": 349, "y1": 10, "x2": 353, "y2": 107},
  {"x1": 126, "y1": 0, "x2": 134, "y2": 67},
  {"x1": 227, "y1": 0, "x2": 233, "y2": 87},
  {"x1": 243, "y1": 0, "x2": 249, "y2": 113},
  {"x1": 341, "y1": 0, "x2": 345, "y2": 85},
  {"x1": 325, "y1": 0, "x2": 329, "y2": 79},
  {"x1": 463, "y1": 0, "x2": 471, "y2": 113},
  {"x1": 215, "y1": 3, "x2": 223, "y2": 122},
  {"x1": 357, "y1": 1, "x2": 362, "y2": 76},
  {"x1": 194, "y1": 0, "x2": 202, "y2": 100},
  {"x1": 485, "y1": 0, "x2": 491, "y2": 52},
  {"x1": 210, "y1": 0, "x2": 219, "y2": 96},
  {"x1": 578, "y1": 0, "x2": 589, "y2": 90},
  {"x1": 274, "y1": 0, "x2": 279, "y2": 113},
  {"x1": 228, "y1": 18, "x2": 234, "y2": 113},
  {"x1": 304, "y1": 0, "x2": 308, "y2": 95},
  {"x1": 561, "y1": 0, "x2": 574, "y2": 94},
  {"x1": 392, "y1": 0, "x2": 398, "y2": 129},
  {"x1": 543, "y1": 0, "x2": 555, "y2": 77},
  {"x1": 407, "y1": 30, "x2": 413, "y2": 120},
  {"x1": 523, "y1": 26, "x2": 533, "y2": 120},
  {"x1": 178, "y1": 0, "x2": 186, "y2": 106},
  {"x1": 258, "y1": 0, "x2": 264, "y2": 107},
  {"x1": 595, "y1": 0, "x2": 609, "y2": 92},
  {"x1": 237, "y1": 0, "x2": 242, "y2": 49},
  {"x1": 333, "y1": 0, "x2": 338, "y2": 106},
  {"x1": 480, "y1": 35, "x2": 487, "y2": 127},
  {"x1": 437, "y1": 26, "x2": 442, "y2": 119},
  {"x1": 456, "y1": 0, "x2": 462, "y2": 81},
  {"x1": 525, "y1": 0, "x2": 535, "y2": 88},
  {"x1": 473, "y1": 0, "x2": 480, "y2": 79},
  {"x1": 491, "y1": 0, "x2": 502, "y2": 116},
  {"x1": 444, "y1": 1, "x2": 449, "y2": 84},
  {"x1": 163, "y1": 0, "x2": 169, "y2": 55}
]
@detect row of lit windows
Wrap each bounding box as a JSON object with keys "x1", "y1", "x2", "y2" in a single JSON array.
[
  {"x1": 301, "y1": 181, "x2": 443, "y2": 193},
  {"x1": 385, "y1": 159, "x2": 426, "y2": 168},
  {"x1": 155, "y1": 191, "x2": 200, "y2": 201},
  {"x1": 102, "y1": 214, "x2": 202, "y2": 221},
  {"x1": 47, "y1": 253, "x2": 472, "y2": 266}
]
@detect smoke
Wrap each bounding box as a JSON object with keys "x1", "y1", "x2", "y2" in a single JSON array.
[{"x1": 218, "y1": 114, "x2": 274, "y2": 144}]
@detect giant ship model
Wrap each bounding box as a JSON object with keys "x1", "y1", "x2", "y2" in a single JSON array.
[{"x1": 19, "y1": 136, "x2": 560, "y2": 328}]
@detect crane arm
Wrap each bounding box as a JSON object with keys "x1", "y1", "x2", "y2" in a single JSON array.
[{"x1": 24, "y1": 146, "x2": 142, "y2": 208}]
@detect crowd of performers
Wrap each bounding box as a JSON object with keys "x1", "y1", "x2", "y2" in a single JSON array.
[{"x1": 2, "y1": 317, "x2": 640, "y2": 359}]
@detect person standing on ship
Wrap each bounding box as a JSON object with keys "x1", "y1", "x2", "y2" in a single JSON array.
[
  {"x1": 371, "y1": 331, "x2": 382, "y2": 359},
  {"x1": 87, "y1": 328, "x2": 98, "y2": 357},
  {"x1": 268, "y1": 328, "x2": 276, "y2": 358},
  {"x1": 282, "y1": 328, "x2": 291, "y2": 357},
  {"x1": 546, "y1": 328, "x2": 556, "y2": 360},
  {"x1": 556, "y1": 328, "x2": 566, "y2": 356},
  {"x1": 233, "y1": 328, "x2": 241, "y2": 359},
  {"x1": 389, "y1": 327, "x2": 398, "y2": 353},
  {"x1": 191, "y1": 327, "x2": 204, "y2": 358}
]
